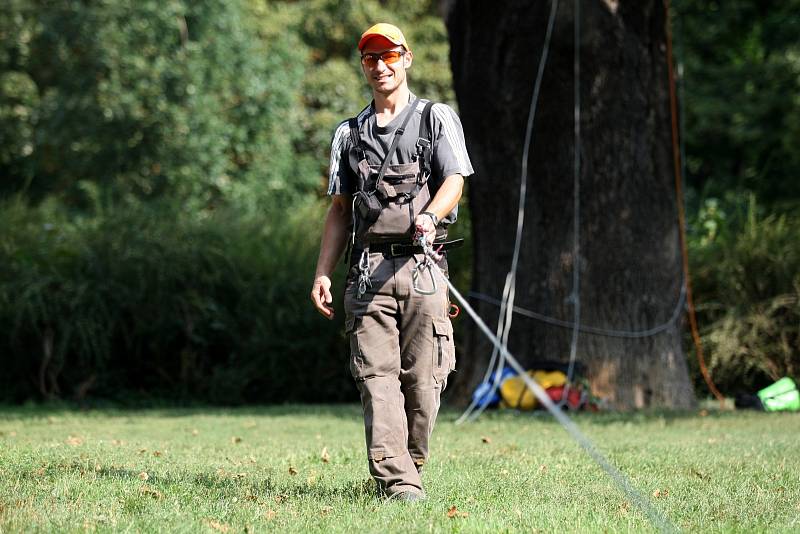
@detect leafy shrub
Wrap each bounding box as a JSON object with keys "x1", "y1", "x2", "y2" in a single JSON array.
[
  {"x1": 0, "y1": 198, "x2": 352, "y2": 404},
  {"x1": 689, "y1": 196, "x2": 800, "y2": 393}
]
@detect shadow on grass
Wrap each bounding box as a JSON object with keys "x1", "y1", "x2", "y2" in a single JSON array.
[
  {"x1": 0, "y1": 403, "x2": 364, "y2": 422},
  {"x1": 436, "y1": 405, "x2": 750, "y2": 426},
  {"x1": 17, "y1": 460, "x2": 376, "y2": 502}
]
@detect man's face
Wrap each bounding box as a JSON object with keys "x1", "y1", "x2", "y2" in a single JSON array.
[{"x1": 360, "y1": 37, "x2": 412, "y2": 96}]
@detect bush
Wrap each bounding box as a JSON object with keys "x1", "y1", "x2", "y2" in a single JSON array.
[
  {"x1": 0, "y1": 198, "x2": 353, "y2": 404},
  {"x1": 689, "y1": 196, "x2": 800, "y2": 393}
]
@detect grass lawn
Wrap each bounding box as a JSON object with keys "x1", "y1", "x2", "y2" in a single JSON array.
[{"x1": 1, "y1": 404, "x2": 798, "y2": 533}]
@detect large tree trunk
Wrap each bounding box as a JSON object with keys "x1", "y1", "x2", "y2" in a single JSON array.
[{"x1": 445, "y1": 0, "x2": 696, "y2": 409}]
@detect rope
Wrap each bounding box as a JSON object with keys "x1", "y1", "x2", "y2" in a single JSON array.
[
  {"x1": 560, "y1": 0, "x2": 582, "y2": 407},
  {"x1": 664, "y1": 0, "x2": 725, "y2": 407},
  {"x1": 423, "y1": 252, "x2": 677, "y2": 533},
  {"x1": 456, "y1": 0, "x2": 560, "y2": 424},
  {"x1": 468, "y1": 286, "x2": 686, "y2": 339}
]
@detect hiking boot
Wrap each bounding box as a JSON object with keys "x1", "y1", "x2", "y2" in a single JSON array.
[{"x1": 388, "y1": 491, "x2": 427, "y2": 503}]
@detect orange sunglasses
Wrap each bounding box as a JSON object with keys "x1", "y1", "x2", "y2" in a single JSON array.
[{"x1": 360, "y1": 50, "x2": 406, "y2": 68}]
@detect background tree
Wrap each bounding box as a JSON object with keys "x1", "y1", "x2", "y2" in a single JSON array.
[{"x1": 446, "y1": 0, "x2": 695, "y2": 409}]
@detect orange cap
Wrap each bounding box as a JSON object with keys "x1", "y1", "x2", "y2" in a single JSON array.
[{"x1": 358, "y1": 23, "x2": 410, "y2": 52}]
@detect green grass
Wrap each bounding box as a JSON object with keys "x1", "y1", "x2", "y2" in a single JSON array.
[{"x1": 1, "y1": 405, "x2": 798, "y2": 533}]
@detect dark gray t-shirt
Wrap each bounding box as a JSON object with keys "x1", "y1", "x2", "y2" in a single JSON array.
[{"x1": 327, "y1": 95, "x2": 474, "y2": 223}]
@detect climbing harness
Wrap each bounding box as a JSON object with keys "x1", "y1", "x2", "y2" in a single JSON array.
[{"x1": 346, "y1": 97, "x2": 439, "y2": 294}]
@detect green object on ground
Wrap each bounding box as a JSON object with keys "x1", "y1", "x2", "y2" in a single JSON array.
[{"x1": 757, "y1": 377, "x2": 800, "y2": 412}]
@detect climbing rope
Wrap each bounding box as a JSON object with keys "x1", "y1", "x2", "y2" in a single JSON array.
[
  {"x1": 468, "y1": 286, "x2": 686, "y2": 339},
  {"x1": 560, "y1": 0, "x2": 582, "y2": 408},
  {"x1": 456, "y1": 0, "x2": 561, "y2": 425},
  {"x1": 664, "y1": 0, "x2": 726, "y2": 407},
  {"x1": 461, "y1": 0, "x2": 723, "y2": 417},
  {"x1": 416, "y1": 237, "x2": 677, "y2": 533}
]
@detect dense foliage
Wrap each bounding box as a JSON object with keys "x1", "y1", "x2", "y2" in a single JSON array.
[
  {"x1": 689, "y1": 197, "x2": 799, "y2": 393},
  {"x1": 0, "y1": 0, "x2": 455, "y2": 403},
  {"x1": 674, "y1": 0, "x2": 800, "y2": 395},
  {"x1": 673, "y1": 0, "x2": 800, "y2": 209},
  {"x1": 0, "y1": 0, "x2": 796, "y2": 402},
  {"x1": 0, "y1": 198, "x2": 354, "y2": 403}
]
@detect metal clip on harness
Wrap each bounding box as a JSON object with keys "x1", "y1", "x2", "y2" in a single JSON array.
[
  {"x1": 412, "y1": 230, "x2": 443, "y2": 295},
  {"x1": 357, "y1": 248, "x2": 372, "y2": 299}
]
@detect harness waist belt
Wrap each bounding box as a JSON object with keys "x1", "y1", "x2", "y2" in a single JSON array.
[{"x1": 366, "y1": 238, "x2": 464, "y2": 257}]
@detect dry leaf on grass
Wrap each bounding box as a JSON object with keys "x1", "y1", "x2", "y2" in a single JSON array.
[
  {"x1": 139, "y1": 485, "x2": 163, "y2": 499},
  {"x1": 138, "y1": 472, "x2": 149, "y2": 481},
  {"x1": 320, "y1": 506, "x2": 332, "y2": 516},
  {"x1": 111, "y1": 439, "x2": 124, "y2": 446},
  {"x1": 288, "y1": 466, "x2": 298, "y2": 476},
  {"x1": 204, "y1": 519, "x2": 230, "y2": 533},
  {"x1": 265, "y1": 510, "x2": 277, "y2": 520},
  {"x1": 539, "y1": 465, "x2": 547, "y2": 473},
  {"x1": 446, "y1": 505, "x2": 468, "y2": 518},
  {"x1": 138, "y1": 449, "x2": 147, "y2": 454},
  {"x1": 153, "y1": 451, "x2": 163, "y2": 457},
  {"x1": 321, "y1": 447, "x2": 331, "y2": 463},
  {"x1": 652, "y1": 488, "x2": 669, "y2": 498},
  {"x1": 192, "y1": 429, "x2": 199, "y2": 436},
  {"x1": 65, "y1": 436, "x2": 83, "y2": 446},
  {"x1": 307, "y1": 475, "x2": 317, "y2": 485}
]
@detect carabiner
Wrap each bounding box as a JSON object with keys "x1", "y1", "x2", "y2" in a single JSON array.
[
  {"x1": 357, "y1": 249, "x2": 372, "y2": 299},
  {"x1": 411, "y1": 256, "x2": 437, "y2": 295}
]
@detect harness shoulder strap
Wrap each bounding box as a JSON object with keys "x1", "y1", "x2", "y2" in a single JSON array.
[
  {"x1": 417, "y1": 101, "x2": 435, "y2": 178},
  {"x1": 374, "y1": 97, "x2": 419, "y2": 186},
  {"x1": 348, "y1": 117, "x2": 361, "y2": 148},
  {"x1": 347, "y1": 117, "x2": 367, "y2": 191},
  {"x1": 419, "y1": 101, "x2": 434, "y2": 143}
]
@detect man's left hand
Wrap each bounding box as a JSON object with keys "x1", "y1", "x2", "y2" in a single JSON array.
[{"x1": 414, "y1": 212, "x2": 436, "y2": 245}]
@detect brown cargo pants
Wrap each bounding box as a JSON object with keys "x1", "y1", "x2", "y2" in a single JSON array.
[{"x1": 344, "y1": 250, "x2": 455, "y2": 498}]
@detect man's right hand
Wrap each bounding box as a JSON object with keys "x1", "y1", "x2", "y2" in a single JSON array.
[{"x1": 311, "y1": 275, "x2": 335, "y2": 319}]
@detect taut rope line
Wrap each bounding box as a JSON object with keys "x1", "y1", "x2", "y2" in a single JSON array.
[{"x1": 416, "y1": 238, "x2": 677, "y2": 533}]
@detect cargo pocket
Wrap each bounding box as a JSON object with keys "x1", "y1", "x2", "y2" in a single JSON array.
[
  {"x1": 432, "y1": 317, "x2": 454, "y2": 384},
  {"x1": 345, "y1": 315, "x2": 363, "y2": 380}
]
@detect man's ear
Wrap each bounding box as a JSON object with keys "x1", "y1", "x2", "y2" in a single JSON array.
[{"x1": 404, "y1": 50, "x2": 413, "y2": 69}]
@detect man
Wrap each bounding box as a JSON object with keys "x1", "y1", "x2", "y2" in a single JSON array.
[{"x1": 310, "y1": 22, "x2": 473, "y2": 501}]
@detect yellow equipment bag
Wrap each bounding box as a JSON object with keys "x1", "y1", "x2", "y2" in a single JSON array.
[{"x1": 500, "y1": 370, "x2": 568, "y2": 410}]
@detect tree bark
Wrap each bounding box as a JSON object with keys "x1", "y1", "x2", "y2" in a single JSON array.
[{"x1": 445, "y1": 0, "x2": 696, "y2": 409}]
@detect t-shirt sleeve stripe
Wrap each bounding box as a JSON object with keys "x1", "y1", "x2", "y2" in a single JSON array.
[
  {"x1": 432, "y1": 104, "x2": 474, "y2": 177},
  {"x1": 327, "y1": 120, "x2": 350, "y2": 195}
]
